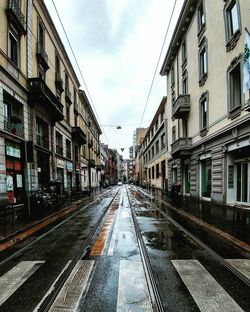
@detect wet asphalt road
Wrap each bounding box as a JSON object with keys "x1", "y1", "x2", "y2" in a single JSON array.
[{"x1": 0, "y1": 185, "x2": 249, "y2": 311}]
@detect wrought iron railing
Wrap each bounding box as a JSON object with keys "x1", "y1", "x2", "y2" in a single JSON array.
[
  {"x1": 4, "y1": 117, "x2": 24, "y2": 138},
  {"x1": 7, "y1": 0, "x2": 26, "y2": 32}
]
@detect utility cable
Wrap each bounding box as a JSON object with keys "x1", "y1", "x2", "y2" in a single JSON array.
[
  {"x1": 139, "y1": 0, "x2": 178, "y2": 128},
  {"x1": 51, "y1": 0, "x2": 110, "y2": 145}
]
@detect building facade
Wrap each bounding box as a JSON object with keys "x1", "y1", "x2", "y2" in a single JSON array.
[
  {"x1": 160, "y1": 0, "x2": 250, "y2": 206},
  {"x1": 0, "y1": 0, "x2": 101, "y2": 215},
  {"x1": 141, "y1": 97, "x2": 167, "y2": 190}
]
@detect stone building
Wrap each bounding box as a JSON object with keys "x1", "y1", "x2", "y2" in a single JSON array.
[{"x1": 160, "y1": 0, "x2": 250, "y2": 205}]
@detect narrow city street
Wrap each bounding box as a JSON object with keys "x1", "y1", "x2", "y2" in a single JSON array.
[{"x1": 0, "y1": 186, "x2": 249, "y2": 311}]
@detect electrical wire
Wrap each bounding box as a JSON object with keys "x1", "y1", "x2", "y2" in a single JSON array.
[
  {"x1": 51, "y1": 0, "x2": 110, "y2": 145},
  {"x1": 139, "y1": 0, "x2": 178, "y2": 128}
]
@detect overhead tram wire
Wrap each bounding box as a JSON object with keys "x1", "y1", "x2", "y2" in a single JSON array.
[
  {"x1": 51, "y1": 0, "x2": 110, "y2": 145},
  {"x1": 139, "y1": 0, "x2": 178, "y2": 128}
]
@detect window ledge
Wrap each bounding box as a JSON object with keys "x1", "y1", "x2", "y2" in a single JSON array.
[
  {"x1": 226, "y1": 29, "x2": 241, "y2": 52},
  {"x1": 199, "y1": 72, "x2": 208, "y2": 87},
  {"x1": 228, "y1": 105, "x2": 241, "y2": 119},
  {"x1": 200, "y1": 128, "x2": 208, "y2": 137}
]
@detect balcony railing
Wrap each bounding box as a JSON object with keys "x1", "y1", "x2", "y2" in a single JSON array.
[
  {"x1": 172, "y1": 94, "x2": 190, "y2": 119},
  {"x1": 4, "y1": 117, "x2": 24, "y2": 138},
  {"x1": 6, "y1": 0, "x2": 26, "y2": 35},
  {"x1": 171, "y1": 137, "x2": 192, "y2": 157},
  {"x1": 65, "y1": 87, "x2": 72, "y2": 104},
  {"x1": 37, "y1": 42, "x2": 49, "y2": 71},
  {"x1": 28, "y1": 78, "x2": 64, "y2": 122},
  {"x1": 55, "y1": 72, "x2": 64, "y2": 93},
  {"x1": 36, "y1": 133, "x2": 49, "y2": 149}
]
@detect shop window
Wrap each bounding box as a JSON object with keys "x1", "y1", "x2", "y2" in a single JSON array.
[
  {"x1": 8, "y1": 30, "x2": 19, "y2": 67},
  {"x1": 200, "y1": 158, "x2": 211, "y2": 198}
]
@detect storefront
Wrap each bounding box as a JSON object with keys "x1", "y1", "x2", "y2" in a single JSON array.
[
  {"x1": 56, "y1": 158, "x2": 65, "y2": 194},
  {"x1": 5, "y1": 142, "x2": 24, "y2": 205},
  {"x1": 66, "y1": 161, "x2": 73, "y2": 196},
  {"x1": 75, "y1": 163, "x2": 81, "y2": 191}
]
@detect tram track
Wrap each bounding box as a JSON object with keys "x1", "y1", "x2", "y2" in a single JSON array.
[
  {"x1": 35, "y1": 188, "x2": 121, "y2": 312},
  {"x1": 125, "y1": 186, "x2": 164, "y2": 312},
  {"x1": 133, "y1": 186, "x2": 250, "y2": 290}
]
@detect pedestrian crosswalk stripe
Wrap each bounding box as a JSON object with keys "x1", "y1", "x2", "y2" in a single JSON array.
[
  {"x1": 116, "y1": 260, "x2": 153, "y2": 312},
  {"x1": 226, "y1": 259, "x2": 250, "y2": 281},
  {"x1": 172, "y1": 260, "x2": 244, "y2": 312},
  {"x1": 0, "y1": 261, "x2": 44, "y2": 306},
  {"x1": 48, "y1": 260, "x2": 95, "y2": 311}
]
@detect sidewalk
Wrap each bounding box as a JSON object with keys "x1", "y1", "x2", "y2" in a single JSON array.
[{"x1": 137, "y1": 187, "x2": 250, "y2": 257}]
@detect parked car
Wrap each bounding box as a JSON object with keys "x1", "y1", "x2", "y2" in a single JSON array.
[{"x1": 117, "y1": 182, "x2": 122, "y2": 186}]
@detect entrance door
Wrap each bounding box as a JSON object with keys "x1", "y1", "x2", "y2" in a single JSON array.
[
  {"x1": 200, "y1": 158, "x2": 211, "y2": 198},
  {"x1": 236, "y1": 163, "x2": 249, "y2": 203}
]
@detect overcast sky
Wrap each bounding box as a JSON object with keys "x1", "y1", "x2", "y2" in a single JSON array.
[{"x1": 44, "y1": 0, "x2": 184, "y2": 159}]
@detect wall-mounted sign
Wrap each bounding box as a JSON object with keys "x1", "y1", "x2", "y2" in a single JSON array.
[
  {"x1": 75, "y1": 163, "x2": 80, "y2": 172},
  {"x1": 66, "y1": 161, "x2": 73, "y2": 171},
  {"x1": 6, "y1": 146, "x2": 21, "y2": 158},
  {"x1": 57, "y1": 159, "x2": 65, "y2": 168}
]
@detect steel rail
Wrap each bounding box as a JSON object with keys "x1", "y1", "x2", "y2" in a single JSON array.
[
  {"x1": 126, "y1": 186, "x2": 165, "y2": 312},
  {"x1": 37, "y1": 188, "x2": 121, "y2": 312},
  {"x1": 135, "y1": 187, "x2": 250, "y2": 289}
]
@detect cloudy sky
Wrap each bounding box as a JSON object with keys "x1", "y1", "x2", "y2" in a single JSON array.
[{"x1": 44, "y1": 0, "x2": 184, "y2": 158}]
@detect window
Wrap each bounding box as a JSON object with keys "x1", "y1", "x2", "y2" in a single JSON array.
[
  {"x1": 172, "y1": 126, "x2": 176, "y2": 143},
  {"x1": 56, "y1": 131, "x2": 63, "y2": 155},
  {"x1": 148, "y1": 150, "x2": 151, "y2": 160},
  {"x1": 66, "y1": 139, "x2": 71, "y2": 159},
  {"x1": 155, "y1": 119, "x2": 158, "y2": 132},
  {"x1": 224, "y1": 0, "x2": 240, "y2": 45},
  {"x1": 8, "y1": 31, "x2": 19, "y2": 67},
  {"x1": 237, "y1": 162, "x2": 249, "y2": 203},
  {"x1": 156, "y1": 164, "x2": 159, "y2": 178},
  {"x1": 148, "y1": 168, "x2": 151, "y2": 180},
  {"x1": 66, "y1": 104, "x2": 70, "y2": 123},
  {"x1": 182, "y1": 40, "x2": 187, "y2": 65},
  {"x1": 199, "y1": 42, "x2": 208, "y2": 83},
  {"x1": 152, "y1": 146, "x2": 155, "y2": 158},
  {"x1": 197, "y1": 1, "x2": 205, "y2": 34},
  {"x1": 36, "y1": 118, "x2": 49, "y2": 149},
  {"x1": 172, "y1": 167, "x2": 177, "y2": 184},
  {"x1": 182, "y1": 75, "x2": 188, "y2": 95},
  {"x1": 161, "y1": 133, "x2": 165, "y2": 149},
  {"x1": 228, "y1": 61, "x2": 241, "y2": 113},
  {"x1": 200, "y1": 93, "x2": 208, "y2": 131},
  {"x1": 156, "y1": 140, "x2": 159, "y2": 154},
  {"x1": 152, "y1": 166, "x2": 155, "y2": 179},
  {"x1": 160, "y1": 110, "x2": 164, "y2": 123},
  {"x1": 171, "y1": 65, "x2": 175, "y2": 86},
  {"x1": 75, "y1": 145, "x2": 79, "y2": 163},
  {"x1": 38, "y1": 23, "x2": 44, "y2": 49},
  {"x1": 200, "y1": 158, "x2": 211, "y2": 198},
  {"x1": 55, "y1": 53, "x2": 60, "y2": 78}
]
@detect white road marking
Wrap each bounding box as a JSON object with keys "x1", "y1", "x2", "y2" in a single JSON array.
[
  {"x1": 0, "y1": 261, "x2": 44, "y2": 306},
  {"x1": 116, "y1": 260, "x2": 153, "y2": 312},
  {"x1": 226, "y1": 259, "x2": 250, "y2": 281},
  {"x1": 172, "y1": 260, "x2": 244, "y2": 312},
  {"x1": 49, "y1": 260, "x2": 95, "y2": 312},
  {"x1": 33, "y1": 261, "x2": 72, "y2": 312}
]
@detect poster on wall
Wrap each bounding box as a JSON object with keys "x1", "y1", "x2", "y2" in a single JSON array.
[
  {"x1": 16, "y1": 174, "x2": 23, "y2": 188},
  {"x1": 6, "y1": 175, "x2": 14, "y2": 191}
]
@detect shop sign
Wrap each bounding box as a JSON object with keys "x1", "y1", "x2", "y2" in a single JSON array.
[
  {"x1": 66, "y1": 161, "x2": 73, "y2": 171},
  {"x1": 6, "y1": 146, "x2": 21, "y2": 158},
  {"x1": 75, "y1": 163, "x2": 80, "y2": 172},
  {"x1": 57, "y1": 159, "x2": 65, "y2": 168}
]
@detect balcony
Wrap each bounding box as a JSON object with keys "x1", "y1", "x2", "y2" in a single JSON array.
[
  {"x1": 65, "y1": 87, "x2": 72, "y2": 104},
  {"x1": 88, "y1": 159, "x2": 95, "y2": 168},
  {"x1": 6, "y1": 0, "x2": 26, "y2": 35},
  {"x1": 36, "y1": 133, "x2": 49, "y2": 149},
  {"x1": 28, "y1": 78, "x2": 64, "y2": 122},
  {"x1": 172, "y1": 95, "x2": 190, "y2": 119},
  {"x1": 171, "y1": 137, "x2": 192, "y2": 158},
  {"x1": 72, "y1": 127, "x2": 86, "y2": 145},
  {"x1": 36, "y1": 42, "x2": 49, "y2": 71},
  {"x1": 4, "y1": 116, "x2": 24, "y2": 138},
  {"x1": 55, "y1": 72, "x2": 64, "y2": 93}
]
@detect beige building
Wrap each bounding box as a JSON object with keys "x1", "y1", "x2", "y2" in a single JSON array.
[
  {"x1": 160, "y1": 0, "x2": 250, "y2": 205},
  {"x1": 133, "y1": 127, "x2": 147, "y2": 183},
  {"x1": 141, "y1": 97, "x2": 167, "y2": 190},
  {"x1": 0, "y1": 0, "x2": 101, "y2": 212}
]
